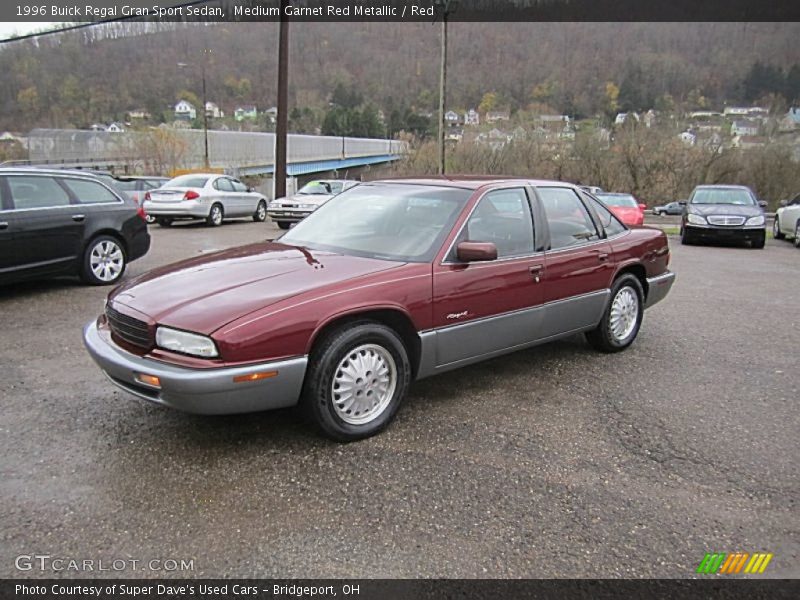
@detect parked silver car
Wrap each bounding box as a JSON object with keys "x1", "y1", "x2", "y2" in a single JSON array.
[
  {"x1": 267, "y1": 179, "x2": 359, "y2": 229},
  {"x1": 774, "y1": 193, "x2": 800, "y2": 248},
  {"x1": 143, "y1": 174, "x2": 268, "y2": 227}
]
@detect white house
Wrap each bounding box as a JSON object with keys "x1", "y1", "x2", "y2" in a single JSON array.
[
  {"x1": 679, "y1": 130, "x2": 697, "y2": 146},
  {"x1": 615, "y1": 112, "x2": 640, "y2": 126},
  {"x1": 106, "y1": 122, "x2": 125, "y2": 133},
  {"x1": 174, "y1": 100, "x2": 197, "y2": 121},
  {"x1": 731, "y1": 119, "x2": 759, "y2": 137},
  {"x1": 264, "y1": 106, "x2": 278, "y2": 124},
  {"x1": 444, "y1": 110, "x2": 460, "y2": 126},
  {"x1": 464, "y1": 108, "x2": 479, "y2": 126},
  {"x1": 127, "y1": 108, "x2": 151, "y2": 120},
  {"x1": 205, "y1": 102, "x2": 223, "y2": 119},
  {"x1": 486, "y1": 110, "x2": 510, "y2": 123},
  {"x1": 234, "y1": 105, "x2": 258, "y2": 121}
]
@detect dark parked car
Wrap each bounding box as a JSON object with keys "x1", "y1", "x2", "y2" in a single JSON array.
[
  {"x1": 84, "y1": 177, "x2": 674, "y2": 441},
  {"x1": 0, "y1": 168, "x2": 150, "y2": 285},
  {"x1": 680, "y1": 185, "x2": 767, "y2": 248}
]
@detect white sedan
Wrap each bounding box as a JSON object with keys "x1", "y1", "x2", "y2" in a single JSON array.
[
  {"x1": 774, "y1": 193, "x2": 800, "y2": 248},
  {"x1": 143, "y1": 173, "x2": 268, "y2": 227}
]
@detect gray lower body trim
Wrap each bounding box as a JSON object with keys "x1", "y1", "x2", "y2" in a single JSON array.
[
  {"x1": 83, "y1": 320, "x2": 307, "y2": 415},
  {"x1": 416, "y1": 289, "x2": 610, "y2": 379},
  {"x1": 644, "y1": 271, "x2": 675, "y2": 309}
]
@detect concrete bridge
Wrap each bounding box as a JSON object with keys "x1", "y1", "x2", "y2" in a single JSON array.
[{"x1": 25, "y1": 128, "x2": 407, "y2": 179}]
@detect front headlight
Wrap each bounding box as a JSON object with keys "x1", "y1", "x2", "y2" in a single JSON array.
[
  {"x1": 156, "y1": 326, "x2": 219, "y2": 358},
  {"x1": 296, "y1": 203, "x2": 316, "y2": 210},
  {"x1": 687, "y1": 213, "x2": 707, "y2": 225},
  {"x1": 746, "y1": 215, "x2": 765, "y2": 226}
]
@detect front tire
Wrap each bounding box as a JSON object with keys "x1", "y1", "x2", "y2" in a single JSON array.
[
  {"x1": 207, "y1": 203, "x2": 223, "y2": 227},
  {"x1": 752, "y1": 233, "x2": 766, "y2": 249},
  {"x1": 253, "y1": 200, "x2": 267, "y2": 222},
  {"x1": 300, "y1": 322, "x2": 410, "y2": 442},
  {"x1": 680, "y1": 227, "x2": 695, "y2": 245},
  {"x1": 277, "y1": 221, "x2": 291, "y2": 230},
  {"x1": 794, "y1": 222, "x2": 800, "y2": 248},
  {"x1": 81, "y1": 235, "x2": 127, "y2": 286},
  {"x1": 586, "y1": 274, "x2": 644, "y2": 353},
  {"x1": 773, "y1": 216, "x2": 785, "y2": 240}
]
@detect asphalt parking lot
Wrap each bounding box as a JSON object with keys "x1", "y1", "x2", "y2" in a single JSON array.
[{"x1": 1, "y1": 220, "x2": 798, "y2": 578}]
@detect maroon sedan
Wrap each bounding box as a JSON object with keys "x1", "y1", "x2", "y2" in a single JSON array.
[{"x1": 84, "y1": 177, "x2": 675, "y2": 441}]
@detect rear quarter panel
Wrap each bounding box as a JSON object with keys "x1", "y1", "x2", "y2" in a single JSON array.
[{"x1": 609, "y1": 227, "x2": 671, "y2": 279}]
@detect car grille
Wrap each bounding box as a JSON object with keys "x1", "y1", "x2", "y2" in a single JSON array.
[
  {"x1": 106, "y1": 305, "x2": 152, "y2": 349},
  {"x1": 707, "y1": 215, "x2": 746, "y2": 226}
]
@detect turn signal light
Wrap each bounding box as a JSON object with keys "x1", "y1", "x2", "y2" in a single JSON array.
[
  {"x1": 136, "y1": 373, "x2": 161, "y2": 388},
  {"x1": 143, "y1": 192, "x2": 151, "y2": 201},
  {"x1": 233, "y1": 371, "x2": 278, "y2": 383}
]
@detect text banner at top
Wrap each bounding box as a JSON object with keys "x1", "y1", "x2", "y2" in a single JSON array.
[{"x1": 6, "y1": 0, "x2": 800, "y2": 24}]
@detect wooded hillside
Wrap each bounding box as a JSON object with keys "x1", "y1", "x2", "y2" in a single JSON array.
[{"x1": 1, "y1": 21, "x2": 799, "y2": 132}]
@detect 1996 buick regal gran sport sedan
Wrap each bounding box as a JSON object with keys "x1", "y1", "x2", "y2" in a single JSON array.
[{"x1": 84, "y1": 177, "x2": 675, "y2": 441}]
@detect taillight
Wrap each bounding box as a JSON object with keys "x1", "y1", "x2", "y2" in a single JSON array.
[
  {"x1": 143, "y1": 192, "x2": 151, "y2": 201},
  {"x1": 136, "y1": 205, "x2": 147, "y2": 221},
  {"x1": 184, "y1": 190, "x2": 200, "y2": 200}
]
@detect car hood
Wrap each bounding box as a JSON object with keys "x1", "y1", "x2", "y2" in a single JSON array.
[
  {"x1": 108, "y1": 242, "x2": 403, "y2": 335},
  {"x1": 688, "y1": 203, "x2": 762, "y2": 217}
]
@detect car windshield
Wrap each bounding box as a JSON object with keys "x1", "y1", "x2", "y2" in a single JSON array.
[
  {"x1": 691, "y1": 188, "x2": 754, "y2": 205},
  {"x1": 280, "y1": 183, "x2": 470, "y2": 262},
  {"x1": 597, "y1": 193, "x2": 638, "y2": 208},
  {"x1": 166, "y1": 175, "x2": 209, "y2": 188},
  {"x1": 113, "y1": 179, "x2": 139, "y2": 191},
  {"x1": 297, "y1": 181, "x2": 333, "y2": 195}
]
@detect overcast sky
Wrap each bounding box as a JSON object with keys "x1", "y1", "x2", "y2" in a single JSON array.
[{"x1": 0, "y1": 22, "x2": 60, "y2": 41}]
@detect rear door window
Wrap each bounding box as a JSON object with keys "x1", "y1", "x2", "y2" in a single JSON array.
[
  {"x1": 214, "y1": 178, "x2": 234, "y2": 192},
  {"x1": 6, "y1": 175, "x2": 71, "y2": 210},
  {"x1": 537, "y1": 187, "x2": 601, "y2": 249},
  {"x1": 62, "y1": 178, "x2": 120, "y2": 204}
]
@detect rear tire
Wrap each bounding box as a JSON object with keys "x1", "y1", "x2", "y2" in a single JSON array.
[
  {"x1": 156, "y1": 217, "x2": 173, "y2": 227},
  {"x1": 81, "y1": 235, "x2": 127, "y2": 286},
  {"x1": 586, "y1": 274, "x2": 644, "y2": 353},
  {"x1": 277, "y1": 221, "x2": 291, "y2": 230},
  {"x1": 773, "y1": 216, "x2": 785, "y2": 240},
  {"x1": 300, "y1": 322, "x2": 410, "y2": 442},
  {"x1": 207, "y1": 203, "x2": 224, "y2": 227},
  {"x1": 253, "y1": 200, "x2": 267, "y2": 222},
  {"x1": 794, "y1": 222, "x2": 800, "y2": 248}
]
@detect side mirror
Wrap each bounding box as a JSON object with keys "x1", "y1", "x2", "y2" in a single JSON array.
[
  {"x1": 247, "y1": 186, "x2": 255, "y2": 193},
  {"x1": 638, "y1": 203, "x2": 647, "y2": 211},
  {"x1": 678, "y1": 200, "x2": 687, "y2": 206},
  {"x1": 758, "y1": 200, "x2": 768, "y2": 208},
  {"x1": 456, "y1": 241, "x2": 497, "y2": 262},
  {"x1": 779, "y1": 199, "x2": 788, "y2": 207}
]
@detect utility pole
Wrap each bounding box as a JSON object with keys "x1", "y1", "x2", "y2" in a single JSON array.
[
  {"x1": 274, "y1": 1, "x2": 289, "y2": 200},
  {"x1": 201, "y1": 48, "x2": 210, "y2": 169},
  {"x1": 436, "y1": 1, "x2": 454, "y2": 175}
]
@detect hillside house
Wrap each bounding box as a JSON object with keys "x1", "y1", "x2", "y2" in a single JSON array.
[
  {"x1": 235, "y1": 105, "x2": 258, "y2": 121},
  {"x1": 731, "y1": 119, "x2": 759, "y2": 137},
  {"x1": 174, "y1": 100, "x2": 197, "y2": 121},
  {"x1": 205, "y1": 102, "x2": 223, "y2": 119},
  {"x1": 464, "y1": 108, "x2": 479, "y2": 126}
]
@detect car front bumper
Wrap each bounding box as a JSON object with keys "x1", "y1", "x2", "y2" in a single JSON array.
[
  {"x1": 143, "y1": 199, "x2": 209, "y2": 219},
  {"x1": 266, "y1": 208, "x2": 314, "y2": 223},
  {"x1": 83, "y1": 320, "x2": 307, "y2": 415},
  {"x1": 644, "y1": 271, "x2": 675, "y2": 309},
  {"x1": 684, "y1": 224, "x2": 766, "y2": 242}
]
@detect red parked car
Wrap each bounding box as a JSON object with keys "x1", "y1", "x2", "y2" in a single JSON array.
[
  {"x1": 84, "y1": 177, "x2": 675, "y2": 441},
  {"x1": 595, "y1": 192, "x2": 647, "y2": 226}
]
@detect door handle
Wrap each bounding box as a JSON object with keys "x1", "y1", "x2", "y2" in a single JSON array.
[
  {"x1": 0, "y1": 221, "x2": 8, "y2": 230},
  {"x1": 597, "y1": 252, "x2": 609, "y2": 262},
  {"x1": 529, "y1": 264, "x2": 543, "y2": 282},
  {"x1": 72, "y1": 214, "x2": 86, "y2": 222}
]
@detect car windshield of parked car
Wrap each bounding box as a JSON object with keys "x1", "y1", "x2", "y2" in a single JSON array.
[
  {"x1": 280, "y1": 183, "x2": 470, "y2": 262},
  {"x1": 597, "y1": 193, "x2": 638, "y2": 208},
  {"x1": 297, "y1": 181, "x2": 333, "y2": 195},
  {"x1": 691, "y1": 189, "x2": 754, "y2": 205},
  {"x1": 166, "y1": 175, "x2": 209, "y2": 188}
]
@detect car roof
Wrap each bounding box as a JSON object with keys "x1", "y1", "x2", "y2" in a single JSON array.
[
  {"x1": 693, "y1": 184, "x2": 752, "y2": 190},
  {"x1": 0, "y1": 166, "x2": 114, "y2": 179},
  {"x1": 367, "y1": 175, "x2": 583, "y2": 191}
]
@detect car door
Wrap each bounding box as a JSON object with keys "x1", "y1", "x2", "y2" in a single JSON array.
[
  {"x1": 432, "y1": 187, "x2": 545, "y2": 368},
  {"x1": 535, "y1": 186, "x2": 614, "y2": 338},
  {"x1": 230, "y1": 178, "x2": 255, "y2": 214},
  {"x1": 0, "y1": 174, "x2": 84, "y2": 279},
  {"x1": 212, "y1": 176, "x2": 237, "y2": 216}
]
